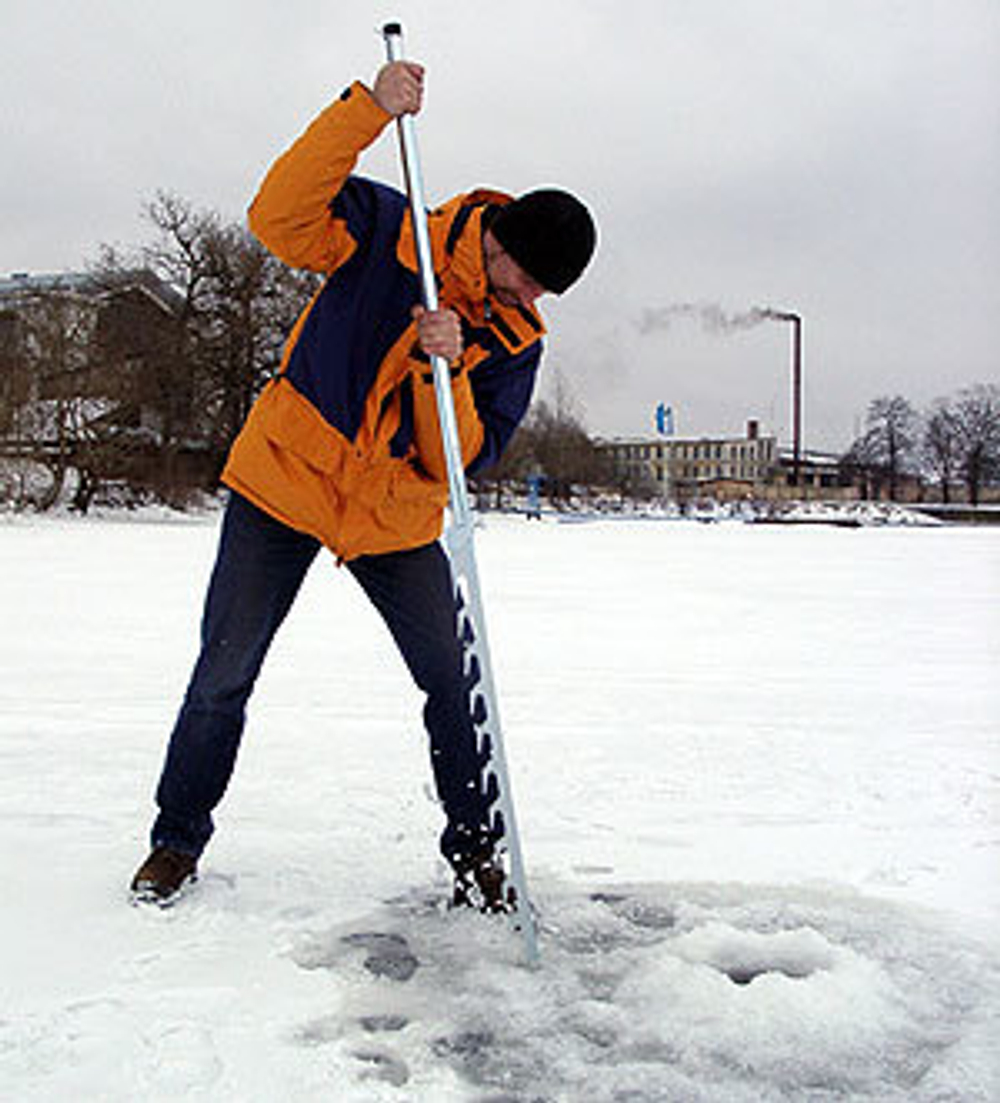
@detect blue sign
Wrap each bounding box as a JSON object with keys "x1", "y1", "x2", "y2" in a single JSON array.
[{"x1": 655, "y1": 403, "x2": 675, "y2": 436}]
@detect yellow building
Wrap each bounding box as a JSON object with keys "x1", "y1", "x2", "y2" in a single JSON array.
[{"x1": 599, "y1": 420, "x2": 778, "y2": 501}]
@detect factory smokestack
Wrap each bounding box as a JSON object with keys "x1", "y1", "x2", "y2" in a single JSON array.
[{"x1": 788, "y1": 313, "x2": 803, "y2": 482}]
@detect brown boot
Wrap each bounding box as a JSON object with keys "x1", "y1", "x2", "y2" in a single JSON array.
[
  {"x1": 130, "y1": 846, "x2": 198, "y2": 905},
  {"x1": 451, "y1": 849, "x2": 515, "y2": 915}
]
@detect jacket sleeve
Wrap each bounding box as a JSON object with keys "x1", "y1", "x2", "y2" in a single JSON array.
[
  {"x1": 247, "y1": 82, "x2": 393, "y2": 272},
  {"x1": 410, "y1": 342, "x2": 541, "y2": 481}
]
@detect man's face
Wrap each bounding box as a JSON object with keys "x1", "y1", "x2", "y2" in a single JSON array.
[{"x1": 483, "y1": 231, "x2": 547, "y2": 310}]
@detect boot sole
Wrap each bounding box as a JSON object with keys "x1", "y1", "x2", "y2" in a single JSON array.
[{"x1": 129, "y1": 872, "x2": 198, "y2": 909}]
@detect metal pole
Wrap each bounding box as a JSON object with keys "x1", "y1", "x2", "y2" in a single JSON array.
[{"x1": 381, "y1": 21, "x2": 539, "y2": 966}]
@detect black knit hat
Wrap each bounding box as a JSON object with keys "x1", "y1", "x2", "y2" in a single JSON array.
[{"x1": 489, "y1": 189, "x2": 596, "y2": 294}]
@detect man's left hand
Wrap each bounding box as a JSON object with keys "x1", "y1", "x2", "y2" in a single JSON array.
[{"x1": 412, "y1": 305, "x2": 463, "y2": 364}]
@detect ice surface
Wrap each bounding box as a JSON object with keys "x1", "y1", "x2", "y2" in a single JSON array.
[{"x1": 0, "y1": 509, "x2": 997, "y2": 1101}]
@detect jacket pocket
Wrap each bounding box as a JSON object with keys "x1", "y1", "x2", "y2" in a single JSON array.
[{"x1": 257, "y1": 378, "x2": 350, "y2": 477}]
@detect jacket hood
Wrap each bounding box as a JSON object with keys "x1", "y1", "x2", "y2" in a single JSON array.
[{"x1": 397, "y1": 188, "x2": 543, "y2": 330}]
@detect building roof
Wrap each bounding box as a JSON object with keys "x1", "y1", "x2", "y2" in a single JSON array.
[
  {"x1": 777, "y1": 448, "x2": 843, "y2": 467},
  {"x1": 0, "y1": 270, "x2": 182, "y2": 314},
  {"x1": 597, "y1": 431, "x2": 777, "y2": 446},
  {"x1": 0, "y1": 272, "x2": 93, "y2": 297}
]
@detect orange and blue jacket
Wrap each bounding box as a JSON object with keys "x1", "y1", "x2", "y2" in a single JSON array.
[{"x1": 222, "y1": 81, "x2": 544, "y2": 561}]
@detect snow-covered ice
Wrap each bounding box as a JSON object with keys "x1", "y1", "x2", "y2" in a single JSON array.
[{"x1": 1, "y1": 509, "x2": 997, "y2": 1101}]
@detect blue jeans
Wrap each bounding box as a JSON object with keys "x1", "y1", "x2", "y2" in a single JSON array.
[{"x1": 151, "y1": 492, "x2": 498, "y2": 867}]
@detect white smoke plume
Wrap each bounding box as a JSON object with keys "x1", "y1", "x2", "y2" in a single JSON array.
[{"x1": 637, "y1": 304, "x2": 798, "y2": 335}]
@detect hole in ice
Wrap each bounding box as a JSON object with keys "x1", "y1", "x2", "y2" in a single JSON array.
[
  {"x1": 725, "y1": 963, "x2": 804, "y2": 986},
  {"x1": 672, "y1": 922, "x2": 837, "y2": 986},
  {"x1": 360, "y1": 1014, "x2": 409, "y2": 1033}
]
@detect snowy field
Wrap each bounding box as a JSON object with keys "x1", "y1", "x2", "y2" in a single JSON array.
[{"x1": 1, "y1": 508, "x2": 998, "y2": 1102}]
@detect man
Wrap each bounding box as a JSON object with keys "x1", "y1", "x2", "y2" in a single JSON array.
[{"x1": 130, "y1": 60, "x2": 596, "y2": 908}]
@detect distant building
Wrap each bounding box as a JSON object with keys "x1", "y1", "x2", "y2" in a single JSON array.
[
  {"x1": 0, "y1": 269, "x2": 181, "y2": 314},
  {"x1": 0, "y1": 268, "x2": 183, "y2": 433},
  {"x1": 767, "y1": 448, "x2": 857, "y2": 502},
  {"x1": 599, "y1": 420, "x2": 777, "y2": 502},
  {"x1": 597, "y1": 420, "x2": 864, "y2": 503},
  {"x1": 0, "y1": 269, "x2": 215, "y2": 503}
]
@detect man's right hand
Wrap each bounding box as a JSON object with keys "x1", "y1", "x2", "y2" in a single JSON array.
[{"x1": 372, "y1": 61, "x2": 425, "y2": 117}]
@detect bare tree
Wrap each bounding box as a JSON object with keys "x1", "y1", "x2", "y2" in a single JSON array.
[
  {"x1": 841, "y1": 430, "x2": 883, "y2": 501},
  {"x1": 922, "y1": 398, "x2": 962, "y2": 503},
  {"x1": 472, "y1": 367, "x2": 614, "y2": 509},
  {"x1": 477, "y1": 414, "x2": 538, "y2": 509},
  {"x1": 91, "y1": 215, "x2": 205, "y2": 503},
  {"x1": 2, "y1": 193, "x2": 322, "y2": 510},
  {"x1": 0, "y1": 284, "x2": 107, "y2": 509},
  {"x1": 195, "y1": 217, "x2": 319, "y2": 461},
  {"x1": 844, "y1": 395, "x2": 919, "y2": 501},
  {"x1": 952, "y1": 383, "x2": 1000, "y2": 506},
  {"x1": 0, "y1": 304, "x2": 35, "y2": 504},
  {"x1": 96, "y1": 192, "x2": 318, "y2": 496},
  {"x1": 515, "y1": 400, "x2": 612, "y2": 505}
]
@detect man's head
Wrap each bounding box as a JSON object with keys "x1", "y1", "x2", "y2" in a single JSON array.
[{"x1": 485, "y1": 189, "x2": 596, "y2": 308}]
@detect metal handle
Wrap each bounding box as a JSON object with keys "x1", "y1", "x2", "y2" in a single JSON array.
[{"x1": 381, "y1": 22, "x2": 471, "y2": 528}]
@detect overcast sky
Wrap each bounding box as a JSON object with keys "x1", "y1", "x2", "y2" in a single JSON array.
[{"x1": 3, "y1": 0, "x2": 998, "y2": 450}]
